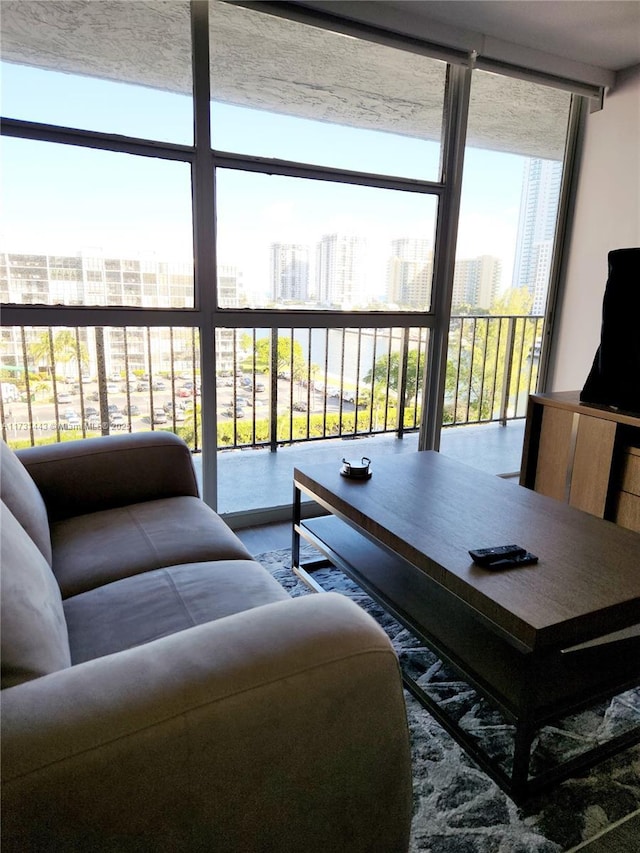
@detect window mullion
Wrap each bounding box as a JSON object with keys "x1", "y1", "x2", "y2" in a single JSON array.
[
  {"x1": 191, "y1": 0, "x2": 218, "y2": 508},
  {"x1": 420, "y1": 63, "x2": 473, "y2": 452}
]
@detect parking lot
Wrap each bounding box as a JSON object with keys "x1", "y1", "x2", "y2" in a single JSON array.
[{"x1": 1, "y1": 373, "x2": 355, "y2": 444}]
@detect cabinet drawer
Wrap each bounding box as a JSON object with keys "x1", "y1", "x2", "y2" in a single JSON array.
[
  {"x1": 615, "y1": 490, "x2": 640, "y2": 533},
  {"x1": 620, "y1": 447, "x2": 640, "y2": 497}
]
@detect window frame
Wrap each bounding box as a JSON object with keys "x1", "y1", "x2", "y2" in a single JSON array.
[{"x1": 0, "y1": 0, "x2": 584, "y2": 515}]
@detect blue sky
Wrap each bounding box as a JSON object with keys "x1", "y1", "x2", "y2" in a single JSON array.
[{"x1": 1, "y1": 62, "x2": 529, "y2": 298}]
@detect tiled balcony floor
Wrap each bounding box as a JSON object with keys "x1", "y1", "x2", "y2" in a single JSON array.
[{"x1": 192, "y1": 420, "x2": 526, "y2": 522}]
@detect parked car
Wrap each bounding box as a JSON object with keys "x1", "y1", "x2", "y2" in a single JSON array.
[
  {"x1": 106, "y1": 383, "x2": 119, "y2": 393},
  {"x1": 108, "y1": 403, "x2": 119, "y2": 414},
  {"x1": 224, "y1": 406, "x2": 245, "y2": 418},
  {"x1": 152, "y1": 380, "x2": 166, "y2": 391},
  {"x1": 292, "y1": 401, "x2": 307, "y2": 412},
  {"x1": 56, "y1": 392, "x2": 72, "y2": 404},
  {"x1": 152, "y1": 408, "x2": 168, "y2": 424},
  {"x1": 124, "y1": 404, "x2": 140, "y2": 416},
  {"x1": 63, "y1": 410, "x2": 81, "y2": 427},
  {"x1": 109, "y1": 413, "x2": 126, "y2": 428},
  {"x1": 84, "y1": 406, "x2": 99, "y2": 418}
]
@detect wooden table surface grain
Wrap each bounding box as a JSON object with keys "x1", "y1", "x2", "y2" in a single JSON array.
[{"x1": 294, "y1": 451, "x2": 640, "y2": 651}]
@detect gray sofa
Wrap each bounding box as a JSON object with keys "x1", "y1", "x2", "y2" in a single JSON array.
[{"x1": 1, "y1": 432, "x2": 412, "y2": 852}]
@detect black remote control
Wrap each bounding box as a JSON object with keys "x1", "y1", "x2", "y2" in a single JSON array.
[
  {"x1": 469, "y1": 545, "x2": 526, "y2": 566},
  {"x1": 479, "y1": 552, "x2": 539, "y2": 570}
]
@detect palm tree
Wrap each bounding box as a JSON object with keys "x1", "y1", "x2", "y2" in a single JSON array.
[{"x1": 29, "y1": 330, "x2": 89, "y2": 381}]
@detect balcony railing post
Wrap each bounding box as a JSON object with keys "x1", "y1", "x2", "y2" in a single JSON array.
[
  {"x1": 499, "y1": 317, "x2": 517, "y2": 426},
  {"x1": 396, "y1": 327, "x2": 410, "y2": 439},
  {"x1": 269, "y1": 327, "x2": 278, "y2": 453},
  {"x1": 0, "y1": 390, "x2": 6, "y2": 444}
]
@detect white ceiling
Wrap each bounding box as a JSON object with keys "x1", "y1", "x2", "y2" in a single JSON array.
[
  {"x1": 388, "y1": 1, "x2": 640, "y2": 72},
  {"x1": 298, "y1": 0, "x2": 640, "y2": 87}
]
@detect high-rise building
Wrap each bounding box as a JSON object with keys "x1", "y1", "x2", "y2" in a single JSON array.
[
  {"x1": 315, "y1": 234, "x2": 366, "y2": 307},
  {"x1": 452, "y1": 255, "x2": 502, "y2": 310},
  {"x1": 270, "y1": 244, "x2": 309, "y2": 303},
  {"x1": 0, "y1": 251, "x2": 239, "y2": 375},
  {"x1": 511, "y1": 158, "x2": 562, "y2": 313},
  {"x1": 0, "y1": 251, "x2": 194, "y2": 309},
  {"x1": 217, "y1": 264, "x2": 243, "y2": 308},
  {"x1": 386, "y1": 238, "x2": 433, "y2": 309}
]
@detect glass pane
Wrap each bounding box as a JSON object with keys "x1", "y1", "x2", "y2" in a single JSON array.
[
  {"x1": 216, "y1": 170, "x2": 438, "y2": 311},
  {"x1": 1, "y1": 0, "x2": 193, "y2": 144},
  {"x1": 209, "y1": 1, "x2": 445, "y2": 180},
  {"x1": 0, "y1": 138, "x2": 194, "y2": 307},
  {"x1": 442, "y1": 71, "x2": 572, "y2": 476},
  {"x1": 1, "y1": 326, "x2": 201, "y2": 460},
  {"x1": 456, "y1": 71, "x2": 570, "y2": 317}
]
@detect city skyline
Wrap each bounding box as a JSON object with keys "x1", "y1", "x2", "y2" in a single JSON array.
[{"x1": 1, "y1": 242, "x2": 507, "y2": 314}]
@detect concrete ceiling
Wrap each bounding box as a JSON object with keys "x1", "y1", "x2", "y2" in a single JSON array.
[{"x1": 0, "y1": 1, "x2": 584, "y2": 159}]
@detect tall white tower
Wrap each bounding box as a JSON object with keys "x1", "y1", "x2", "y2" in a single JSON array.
[
  {"x1": 316, "y1": 234, "x2": 366, "y2": 308},
  {"x1": 511, "y1": 158, "x2": 562, "y2": 313},
  {"x1": 270, "y1": 244, "x2": 309, "y2": 303}
]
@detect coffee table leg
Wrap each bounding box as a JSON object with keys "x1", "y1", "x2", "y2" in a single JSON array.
[{"x1": 512, "y1": 721, "x2": 535, "y2": 799}]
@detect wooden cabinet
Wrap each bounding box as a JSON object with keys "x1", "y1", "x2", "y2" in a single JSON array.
[{"x1": 520, "y1": 391, "x2": 640, "y2": 532}]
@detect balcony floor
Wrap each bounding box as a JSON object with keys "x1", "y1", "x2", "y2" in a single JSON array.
[{"x1": 192, "y1": 420, "x2": 527, "y2": 522}]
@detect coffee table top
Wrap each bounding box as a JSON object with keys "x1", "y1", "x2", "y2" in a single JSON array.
[{"x1": 294, "y1": 451, "x2": 640, "y2": 651}]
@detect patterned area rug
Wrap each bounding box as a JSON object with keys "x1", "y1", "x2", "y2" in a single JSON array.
[{"x1": 256, "y1": 545, "x2": 640, "y2": 853}]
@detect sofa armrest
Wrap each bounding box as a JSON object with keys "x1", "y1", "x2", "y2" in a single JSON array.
[
  {"x1": 16, "y1": 432, "x2": 200, "y2": 521},
  {"x1": 1, "y1": 593, "x2": 412, "y2": 853}
]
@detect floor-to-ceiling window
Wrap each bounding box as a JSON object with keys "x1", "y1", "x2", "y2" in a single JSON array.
[{"x1": 0, "y1": 0, "x2": 585, "y2": 519}]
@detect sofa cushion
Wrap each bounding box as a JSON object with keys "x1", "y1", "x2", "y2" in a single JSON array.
[
  {"x1": 1, "y1": 440, "x2": 52, "y2": 565},
  {"x1": 51, "y1": 495, "x2": 254, "y2": 598},
  {"x1": 63, "y1": 559, "x2": 290, "y2": 664},
  {"x1": 16, "y1": 431, "x2": 200, "y2": 522},
  {"x1": 1, "y1": 501, "x2": 71, "y2": 688}
]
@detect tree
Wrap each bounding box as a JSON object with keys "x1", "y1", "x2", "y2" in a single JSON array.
[
  {"x1": 444, "y1": 287, "x2": 537, "y2": 423},
  {"x1": 245, "y1": 335, "x2": 307, "y2": 379},
  {"x1": 491, "y1": 287, "x2": 533, "y2": 317},
  {"x1": 29, "y1": 330, "x2": 88, "y2": 380},
  {"x1": 364, "y1": 349, "x2": 422, "y2": 406}
]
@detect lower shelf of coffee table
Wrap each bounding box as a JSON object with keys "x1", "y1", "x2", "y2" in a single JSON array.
[
  {"x1": 298, "y1": 515, "x2": 638, "y2": 722},
  {"x1": 295, "y1": 514, "x2": 640, "y2": 799}
]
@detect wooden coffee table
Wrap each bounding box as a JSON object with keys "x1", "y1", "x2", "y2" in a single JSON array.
[{"x1": 292, "y1": 451, "x2": 640, "y2": 801}]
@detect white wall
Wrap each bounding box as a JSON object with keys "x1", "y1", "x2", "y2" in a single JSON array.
[{"x1": 548, "y1": 65, "x2": 640, "y2": 392}]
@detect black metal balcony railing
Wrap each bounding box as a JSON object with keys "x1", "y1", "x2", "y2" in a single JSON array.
[{"x1": 0, "y1": 316, "x2": 543, "y2": 452}]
